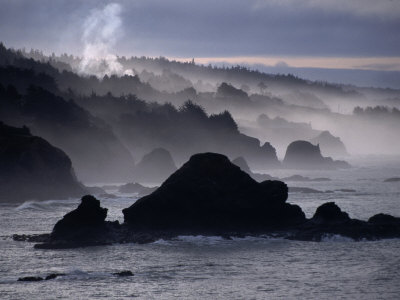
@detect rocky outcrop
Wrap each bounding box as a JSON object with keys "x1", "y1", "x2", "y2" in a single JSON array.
[
  {"x1": 37, "y1": 195, "x2": 119, "y2": 248},
  {"x1": 311, "y1": 202, "x2": 350, "y2": 224},
  {"x1": 283, "y1": 140, "x2": 350, "y2": 170},
  {"x1": 310, "y1": 131, "x2": 348, "y2": 157},
  {"x1": 132, "y1": 148, "x2": 177, "y2": 184},
  {"x1": 123, "y1": 153, "x2": 305, "y2": 231},
  {"x1": 232, "y1": 157, "x2": 277, "y2": 182},
  {"x1": 26, "y1": 154, "x2": 400, "y2": 249},
  {"x1": 0, "y1": 122, "x2": 86, "y2": 202}
]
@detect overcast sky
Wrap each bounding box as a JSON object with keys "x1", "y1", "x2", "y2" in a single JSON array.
[{"x1": 1, "y1": 0, "x2": 400, "y2": 73}]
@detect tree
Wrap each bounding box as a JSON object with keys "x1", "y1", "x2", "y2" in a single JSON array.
[{"x1": 257, "y1": 81, "x2": 267, "y2": 94}]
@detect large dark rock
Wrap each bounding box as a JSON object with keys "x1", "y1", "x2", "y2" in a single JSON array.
[
  {"x1": 132, "y1": 148, "x2": 177, "y2": 184},
  {"x1": 52, "y1": 195, "x2": 107, "y2": 235},
  {"x1": 310, "y1": 131, "x2": 348, "y2": 157},
  {"x1": 44, "y1": 195, "x2": 119, "y2": 247},
  {"x1": 0, "y1": 122, "x2": 86, "y2": 202},
  {"x1": 311, "y1": 202, "x2": 350, "y2": 224},
  {"x1": 283, "y1": 140, "x2": 350, "y2": 169},
  {"x1": 368, "y1": 213, "x2": 400, "y2": 225},
  {"x1": 123, "y1": 153, "x2": 305, "y2": 231}
]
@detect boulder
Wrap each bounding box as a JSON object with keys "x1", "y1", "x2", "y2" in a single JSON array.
[
  {"x1": 123, "y1": 153, "x2": 306, "y2": 231},
  {"x1": 311, "y1": 202, "x2": 350, "y2": 224},
  {"x1": 0, "y1": 122, "x2": 86, "y2": 202},
  {"x1": 132, "y1": 148, "x2": 177, "y2": 184},
  {"x1": 283, "y1": 140, "x2": 350, "y2": 170}
]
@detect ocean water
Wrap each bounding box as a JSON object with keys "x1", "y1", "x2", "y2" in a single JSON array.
[{"x1": 1, "y1": 158, "x2": 400, "y2": 299}]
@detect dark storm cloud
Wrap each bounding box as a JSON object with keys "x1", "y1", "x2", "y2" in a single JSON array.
[{"x1": 0, "y1": 0, "x2": 399, "y2": 57}]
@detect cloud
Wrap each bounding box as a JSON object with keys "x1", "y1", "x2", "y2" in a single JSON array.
[
  {"x1": 0, "y1": 0, "x2": 399, "y2": 60},
  {"x1": 252, "y1": 0, "x2": 400, "y2": 19}
]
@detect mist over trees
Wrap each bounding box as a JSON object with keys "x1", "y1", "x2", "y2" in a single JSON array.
[{"x1": 1, "y1": 42, "x2": 400, "y2": 185}]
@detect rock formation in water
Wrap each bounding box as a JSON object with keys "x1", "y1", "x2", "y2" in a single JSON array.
[
  {"x1": 123, "y1": 153, "x2": 305, "y2": 230},
  {"x1": 132, "y1": 148, "x2": 177, "y2": 184},
  {"x1": 232, "y1": 157, "x2": 277, "y2": 182},
  {"x1": 28, "y1": 153, "x2": 400, "y2": 249},
  {"x1": 283, "y1": 140, "x2": 350, "y2": 169},
  {"x1": 310, "y1": 131, "x2": 348, "y2": 157},
  {"x1": 0, "y1": 122, "x2": 86, "y2": 202},
  {"x1": 40, "y1": 195, "x2": 119, "y2": 248},
  {"x1": 311, "y1": 202, "x2": 350, "y2": 224}
]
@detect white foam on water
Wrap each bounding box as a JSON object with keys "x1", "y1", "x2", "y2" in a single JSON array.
[{"x1": 320, "y1": 234, "x2": 355, "y2": 242}]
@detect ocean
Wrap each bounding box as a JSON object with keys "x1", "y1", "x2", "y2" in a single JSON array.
[{"x1": 1, "y1": 157, "x2": 400, "y2": 299}]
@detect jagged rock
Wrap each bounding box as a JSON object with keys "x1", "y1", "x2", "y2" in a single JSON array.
[
  {"x1": 311, "y1": 202, "x2": 350, "y2": 224},
  {"x1": 52, "y1": 195, "x2": 107, "y2": 237},
  {"x1": 37, "y1": 195, "x2": 120, "y2": 248},
  {"x1": 0, "y1": 122, "x2": 86, "y2": 202},
  {"x1": 310, "y1": 131, "x2": 348, "y2": 157},
  {"x1": 118, "y1": 182, "x2": 158, "y2": 196},
  {"x1": 132, "y1": 148, "x2": 177, "y2": 184},
  {"x1": 283, "y1": 140, "x2": 350, "y2": 170},
  {"x1": 123, "y1": 153, "x2": 305, "y2": 231}
]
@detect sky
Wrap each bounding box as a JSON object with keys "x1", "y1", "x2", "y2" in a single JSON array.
[{"x1": 1, "y1": 0, "x2": 400, "y2": 87}]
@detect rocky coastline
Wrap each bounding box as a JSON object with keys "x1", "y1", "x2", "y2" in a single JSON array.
[{"x1": 13, "y1": 153, "x2": 400, "y2": 249}]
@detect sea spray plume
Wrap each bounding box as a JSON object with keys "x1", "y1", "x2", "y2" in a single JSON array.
[{"x1": 79, "y1": 3, "x2": 132, "y2": 78}]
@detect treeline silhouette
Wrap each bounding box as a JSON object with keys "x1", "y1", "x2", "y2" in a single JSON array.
[{"x1": 0, "y1": 43, "x2": 280, "y2": 182}]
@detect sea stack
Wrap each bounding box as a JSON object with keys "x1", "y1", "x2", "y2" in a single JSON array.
[
  {"x1": 123, "y1": 152, "x2": 305, "y2": 231},
  {"x1": 283, "y1": 140, "x2": 350, "y2": 169}
]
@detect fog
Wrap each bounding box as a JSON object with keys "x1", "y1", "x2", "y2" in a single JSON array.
[{"x1": 1, "y1": 1, "x2": 400, "y2": 187}]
